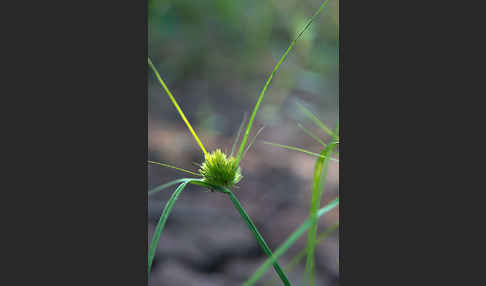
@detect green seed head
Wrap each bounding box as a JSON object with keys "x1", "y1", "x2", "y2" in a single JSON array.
[{"x1": 199, "y1": 149, "x2": 243, "y2": 187}]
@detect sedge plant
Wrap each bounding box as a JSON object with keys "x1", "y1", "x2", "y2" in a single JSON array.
[
  {"x1": 244, "y1": 109, "x2": 339, "y2": 286},
  {"x1": 262, "y1": 103, "x2": 339, "y2": 286},
  {"x1": 263, "y1": 223, "x2": 339, "y2": 286},
  {"x1": 148, "y1": 1, "x2": 336, "y2": 285},
  {"x1": 243, "y1": 199, "x2": 339, "y2": 286}
]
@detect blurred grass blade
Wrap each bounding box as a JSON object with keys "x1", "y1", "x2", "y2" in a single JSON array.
[
  {"x1": 305, "y1": 139, "x2": 337, "y2": 286},
  {"x1": 297, "y1": 123, "x2": 327, "y2": 147},
  {"x1": 220, "y1": 187, "x2": 292, "y2": 286},
  {"x1": 235, "y1": 0, "x2": 330, "y2": 166},
  {"x1": 148, "y1": 57, "x2": 208, "y2": 157},
  {"x1": 263, "y1": 223, "x2": 339, "y2": 286},
  {"x1": 231, "y1": 113, "x2": 248, "y2": 157},
  {"x1": 296, "y1": 102, "x2": 335, "y2": 138},
  {"x1": 148, "y1": 180, "x2": 192, "y2": 273},
  {"x1": 148, "y1": 160, "x2": 201, "y2": 176},
  {"x1": 263, "y1": 141, "x2": 338, "y2": 162},
  {"x1": 244, "y1": 198, "x2": 339, "y2": 286},
  {"x1": 243, "y1": 126, "x2": 265, "y2": 158},
  {"x1": 290, "y1": 224, "x2": 339, "y2": 276}
]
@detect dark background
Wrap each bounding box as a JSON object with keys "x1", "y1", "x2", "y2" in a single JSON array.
[{"x1": 148, "y1": 0, "x2": 340, "y2": 285}]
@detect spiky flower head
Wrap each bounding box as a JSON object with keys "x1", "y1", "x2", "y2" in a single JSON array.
[{"x1": 199, "y1": 149, "x2": 243, "y2": 187}]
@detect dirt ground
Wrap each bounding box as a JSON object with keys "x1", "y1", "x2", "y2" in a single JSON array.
[{"x1": 148, "y1": 83, "x2": 339, "y2": 285}]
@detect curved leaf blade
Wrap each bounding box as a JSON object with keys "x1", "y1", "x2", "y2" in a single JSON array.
[
  {"x1": 148, "y1": 180, "x2": 192, "y2": 273},
  {"x1": 243, "y1": 198, "x2": 339, "y2": 286},
  {"x1": 235, "y1": 0, "x2": 331, "y2": 166}
]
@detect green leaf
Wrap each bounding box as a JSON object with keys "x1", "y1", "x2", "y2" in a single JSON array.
[
  {"x1": 296, "y1": 102, "x2": 336, "y2": 138},
  {"x1": 243, "y1": 198, "x2": 339, "y2": 286},
  {"x1": 263, "y1": 223, "x2": 339, "y2": 286},
  {"x1": 297, "y1": 123, "x2": 327, "y2": 147},
  {"x1": 148, "y1": 178, "x2": 191, "y2": 196},
  {"x1": 148, "y1": 180, "x2": 194, "y2": 274},
  {"x1": 305, "y1": 139, "x2": 337, "y2": 286},
  {"x1": 235, "y1": 0, "x2": 331, "y2": 166},
  {"x1": 148, "y1": 57, "x2": 208, "y2": 157},
  {"x1": 148, "y1": 160, "x2": 201, "y2": 176},
  {"x1": 231, "y1": 113, "x2": 248, "y2": 157},
  {"x1": 242, "y1": 125, "x2": 265, "y2": 158},
  {"x1": 263, "y1": 141, "x2": 338, "y2": 162},
  {"x1": 148, "y1": 178, "x2": 210, "y2": 196}
]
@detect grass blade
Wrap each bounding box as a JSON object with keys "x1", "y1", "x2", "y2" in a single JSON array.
[
  {"x1": 148, "y1": 178, "x2": 191, "y2": 196},
  {"x1": 296, "y1": 102, "x2": 336, "y2": 138},
  {"x1": 263, "y1": 141, "x2": 338, "y2": 162},
  {"x1": 235, "y1": 0, "x2": 331, "y2": 166},
  {"x1": 305, "y1": 140, "x2": 337, "y2": 286},
  {"x1": 231, "y1": 113, "x2": 248, "y2": 157},
  {"x1": 263, "y1": 223, "x2": 339, "y2": 286},
  {"x1": 148, "y1": 178, "x2": 210, "y2": 196},
  {"x1": 148, "y1": 180, "x2": 193, "y2": 273},
  {"x1": 292, "y1": 223, "x2": 339, "y2": 271},
  {"x1": 243, "y1": 198, "x2": 339, "y2": 286},
  {"x1": 148, "y1": 57, "x2": 208, "y2": 157},
  {"x1": 242, "y1": 126, "x2": 265, "y2": 158},
  {"x1": 297, "y1": 123, "x2": 327, "y2": 147},
  {"x1": 220, "y1": 187, "x2": 292, "y2": 286},
  {"x1": 148, "y1": 160, "x2": 201, "y2": 176}
]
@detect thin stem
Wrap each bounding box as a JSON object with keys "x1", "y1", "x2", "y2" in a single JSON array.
[
  {"x1": 148, "y1": 57, "x2": 208, "y2": 157},
  {"x1": 297, "y1": 123, "x2": 327, "y2": 147},
  {"x1": 231, "y1": 113, "x2": 248, "y2": 157},
  {"x1": 296, "y1": 102, "x2": 336, "y2": 138},
  {"x1": 219, "y1": 187, "x2": 292, "y2": 286},
  {"x1": 242, "y1": 126, "x2": 265, "y2": 158},
  {"x1": 263, "y1": 141, "x2": 339, "y2": 162}
]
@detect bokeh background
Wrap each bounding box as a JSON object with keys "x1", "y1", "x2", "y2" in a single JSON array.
[{"x1": 148, "y1": 0, "x2": 339, "y2": 285}]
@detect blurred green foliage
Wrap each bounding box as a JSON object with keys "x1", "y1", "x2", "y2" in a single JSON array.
[{"x1": 149, "y1": 0, "x2": 338, "y2": 133}]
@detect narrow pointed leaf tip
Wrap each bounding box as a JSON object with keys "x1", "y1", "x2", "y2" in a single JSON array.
[
  {"x1": 296, "y1": 102, "x2": 336, "y2": 138},
  {"x1": 231, "y1": 113, "x2": 248, "y2": 157},
  {"x1": 235, "y1": 0, "x2": 331, "y2": 166},
  {"x1": 148, "y1": 57, "x2": 208, "y2": 157},
  {"x1": 148, "y1": 160, "x2": 200, "y2": 176},
  {"x1": 263, "y1": 141, "x2": 339, "y2": 162}
]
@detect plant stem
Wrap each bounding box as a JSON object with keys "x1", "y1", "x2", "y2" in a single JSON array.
[
  {"x1": 221, "y1": 187, "x2": 292, "y2": 286},
  {"x1": 305, "y1": 140, "x2": 337, "y2": 286}
]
